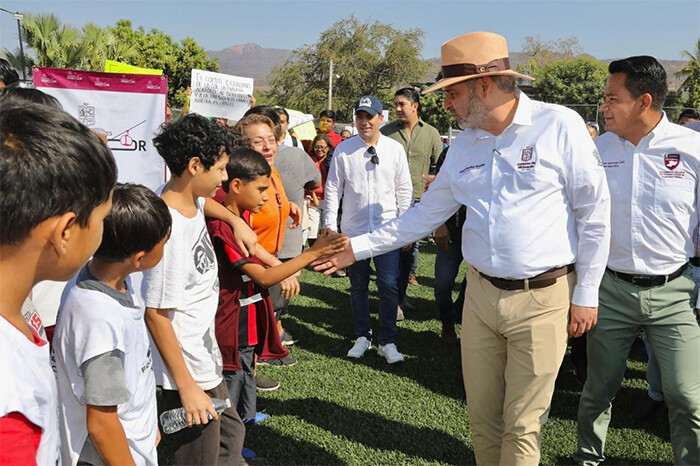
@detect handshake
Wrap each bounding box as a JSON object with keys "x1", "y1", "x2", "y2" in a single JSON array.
[{"x1": 308, "y1": 228, "x2": 357, "y2": 274}]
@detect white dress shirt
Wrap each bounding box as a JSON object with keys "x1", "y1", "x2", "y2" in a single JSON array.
[
  {"x1": 350, "y1": 92, "x2": 611, "y2": 307},
  {"x1": 597, "y1": 114, "x2": 700, "y2": 277},
  {"x1": 323, "y1": 133, "x2": 413, "y2": 237}
]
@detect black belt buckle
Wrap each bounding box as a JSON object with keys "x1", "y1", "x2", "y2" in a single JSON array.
[
  {"x1": 630, "y1": 275, "x2": 655, "y2": 287},
  {"x1": 691, "y1": 257, "x2": 700, "y2": 267}
]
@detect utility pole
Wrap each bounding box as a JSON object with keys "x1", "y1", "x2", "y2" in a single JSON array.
[
  {"x1": 328, "y1": 58, "x2": 333, "y2": 110},
  {"x1": 0, "y1": 8, "x2": 26, "y2": 81},
  {"x1": 15, "y1": 12, "x2": 26, "y2": 81}
]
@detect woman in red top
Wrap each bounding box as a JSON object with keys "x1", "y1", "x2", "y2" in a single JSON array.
[{"x1": 306, "y1": 133, "x2": 333, "y2": 246}]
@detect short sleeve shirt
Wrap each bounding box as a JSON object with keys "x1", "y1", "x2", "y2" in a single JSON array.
[
  {"x1": 208, "y1": 213, "x2": 274, "y2": 372},
  {"x1": 142, "y1": 188, "x2": 223, "y2": 391},
  {"x1": 275, "y1": 145, "x2": 322, "y2": 258}
]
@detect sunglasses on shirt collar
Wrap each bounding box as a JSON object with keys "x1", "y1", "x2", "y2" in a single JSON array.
[{"x1": 368, "y1": 146, "x2": 379, "y2": 165}]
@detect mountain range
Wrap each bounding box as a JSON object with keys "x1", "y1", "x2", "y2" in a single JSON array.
[{"x1": 206, "y1": 43, "x2": 688, "y2": 91}]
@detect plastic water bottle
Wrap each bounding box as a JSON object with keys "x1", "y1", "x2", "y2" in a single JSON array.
[{"x1": 160, "y1": 397, "x2": 231, "y2": 434}]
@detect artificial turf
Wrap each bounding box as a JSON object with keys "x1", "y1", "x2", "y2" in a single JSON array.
[{"x1": 161, "y1": 241, "x2": 675, "y2": 465}]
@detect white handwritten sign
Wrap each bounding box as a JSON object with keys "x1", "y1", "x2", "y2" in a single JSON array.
[{"x1": 189, "y1": 69, "x2": 254, "y2": 121}]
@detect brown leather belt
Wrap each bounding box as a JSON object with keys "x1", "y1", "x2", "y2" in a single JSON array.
[
  {"x1": 606, "y1": 263, "x2": 688, "y2": 287},
  {"x1": 479, "y1": 264, "x2": 575, "y2": 291}
]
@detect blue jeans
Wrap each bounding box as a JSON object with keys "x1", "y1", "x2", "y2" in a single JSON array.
[
  {"x1": 348, "y1": 249, "x2": 400, "y2": 346},
  {"x1": 398, "y1": 243, "x2": 418, "y2": 304},
  {"x1": 434, "y1": 239, "x2": 464, "y2": 326}
]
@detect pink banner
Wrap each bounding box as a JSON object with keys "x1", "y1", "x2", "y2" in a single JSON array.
[{"x1": 33, "y1": 67, "x2": 168, "y2": 95}]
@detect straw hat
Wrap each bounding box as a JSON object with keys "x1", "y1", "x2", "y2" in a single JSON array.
[{"x1": 423, "y1": 31, "x2": 534, "y2": 94}]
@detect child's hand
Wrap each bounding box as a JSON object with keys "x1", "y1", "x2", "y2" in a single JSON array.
[
  {"x1": 309, "y1": 229, "x2": 349, "y2": 259},
  {"x1": 280, "y1": 276, "x2": 300, "y2": 299},
  {"x1": 179, "y1": 383, "x2": 218, "y2": 427}
]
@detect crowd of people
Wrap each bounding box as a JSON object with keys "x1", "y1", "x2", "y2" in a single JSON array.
[{"x1": 1, "y1": 29, "x2": 700, "y2": 466}]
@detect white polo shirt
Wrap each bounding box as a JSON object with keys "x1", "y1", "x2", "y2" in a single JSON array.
[
  {"x1": 351, "y1": 92, "x2": 611, "y2": 307},
  {"x1": 323, "y1": 133, "x2": 413, "y2": 237},
  {"x1": 597, "y1": 114, "x2": 700, "y2": 279}
]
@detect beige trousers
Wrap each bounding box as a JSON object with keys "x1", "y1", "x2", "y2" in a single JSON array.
[{"x1": 461, "y1": 266, "x2": 573, "y2": 465}]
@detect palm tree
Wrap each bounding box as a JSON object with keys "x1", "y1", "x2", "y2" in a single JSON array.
[
  {"x1": 2, "y1": 47, "x2": 34, "y2": 77},
  {"x1": 675, "y1": 39, "x2": 700, "y2": 108},
  {"x1": 80, "y1": 23, "x2": 137, "y2": 71},
  {"x1": 20, "y1": 13, "x2": 89, "y2": 69}
]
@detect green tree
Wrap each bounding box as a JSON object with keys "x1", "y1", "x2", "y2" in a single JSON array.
[
  {"x1": 18, "y1": 13, "x2": 89, "y2": 70},
  {"x1": 419, "y1": 86, "x2": 456, "y2": 134},
  {"x1": 108, "y1": 20, "x2": 218, "y2": 107},
  {"x1": 2, "y1": 14, "x2": 137, "y2": 77},
  {"x1": 81, "y1": 22, "x2": 137, "y2": 71},
  {"x1": 532, "y1": 56, "x2": 608, "y2": 122},
  {"x1": 675, "y1": 39, "x2": 700, "y2": 109},
  {"x1": 517, "y1": 35, "x2": 583, "y2": 79},
  {"x1": 266, "y1": 15, "x2": 430, "y2": 121}
]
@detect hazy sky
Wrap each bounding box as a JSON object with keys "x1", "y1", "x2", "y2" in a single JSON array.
[{"x1": 1, "y1": 0, "x2": 698, "y2": 61}]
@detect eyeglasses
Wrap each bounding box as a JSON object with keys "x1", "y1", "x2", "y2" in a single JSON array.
[
  {"x1": 250, "y1": 136, "x2": 278, "y2": 147},
  {"x1": 368, "y1": 146, "x2": 379, "y2": 165},
  {"x1": 313, "y1": 145, "x2": 329, "y2": 151}
]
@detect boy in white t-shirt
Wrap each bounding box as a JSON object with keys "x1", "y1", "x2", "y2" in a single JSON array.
[
  {"x1": 54, "y1": 183, "x2": 172, "y2": 465},
  {"x1": 144, "y1": 114, "x2": 246, "y2": 464},
  {"x1": 0, "y1": 103, "x2": 117, "y2": 465}
]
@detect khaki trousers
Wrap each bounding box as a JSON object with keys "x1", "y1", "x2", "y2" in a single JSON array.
[{"x1": 461, "y1": 266, "x2": 573, "y2": 465}]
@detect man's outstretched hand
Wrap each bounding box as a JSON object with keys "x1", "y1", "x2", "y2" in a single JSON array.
[{"x1": 311, "y1": 228, "x2": 357, "y2": 274}]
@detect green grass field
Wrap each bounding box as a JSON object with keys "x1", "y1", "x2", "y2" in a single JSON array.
[{"x1": 162, "y1": 242, "x2": 674, "y2": 465}]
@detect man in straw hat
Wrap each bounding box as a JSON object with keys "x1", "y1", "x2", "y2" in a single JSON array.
[{"x1": 315, "y1": 31, "x2": 611, "y2": 465}]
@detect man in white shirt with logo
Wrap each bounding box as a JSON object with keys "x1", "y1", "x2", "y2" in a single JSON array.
[
  {"x1": 316, "y1": 32, "x2": 610, "y2": 465},
  {"x1": 575, "y1": 56, "x2": 700, "y2": 466},
  {"x1": 323, "y1": 95, "x2": 413, "y2": 364}
]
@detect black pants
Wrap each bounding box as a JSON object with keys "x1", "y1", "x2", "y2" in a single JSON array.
[{"x1": 161, "y1": 380, "x2": 245, "y2": 465}]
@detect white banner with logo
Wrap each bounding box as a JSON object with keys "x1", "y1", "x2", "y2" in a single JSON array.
[{"x1": 33, "y1": 66, "x2": 168, "y2": 191}]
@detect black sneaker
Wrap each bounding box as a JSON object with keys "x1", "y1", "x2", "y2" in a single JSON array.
[
  {"x1": 255, "y1": 375, "x2": 280, "y2": 391},
  {"x1": 280, "y1": 331, "x2": 297, "y2": 347},
  {"x1": 633, "y1": 395, "x2": 664, "y2": 421},
  {"x1": 257, "y1": 356, "x2": 297, "y2": 367}
]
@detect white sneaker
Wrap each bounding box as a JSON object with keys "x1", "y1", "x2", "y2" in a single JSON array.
[
  {"x1": 378, "y1": 343, "x2": 405, "y2": 364},
  {"x1": 347, "y1": 336, "x2": 371, "y2": 358}
]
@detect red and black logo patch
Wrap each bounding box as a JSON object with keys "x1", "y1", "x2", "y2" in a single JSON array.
[{"x1": 664, "y1": 153, "x2": 680, "y2": 170}]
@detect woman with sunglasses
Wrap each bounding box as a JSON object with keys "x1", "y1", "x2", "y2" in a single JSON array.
[{"x1": 306, "y1": 133, "x2": 334, "y2": 247}]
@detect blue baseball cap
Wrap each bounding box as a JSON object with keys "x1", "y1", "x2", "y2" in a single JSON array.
[{"x1": 354, "y1": 95, "x2": 382, "y2": 116}]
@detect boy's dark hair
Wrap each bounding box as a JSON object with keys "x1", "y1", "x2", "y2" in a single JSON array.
[
  {"x1": 152, "y1": 113, "x2": 233, "y2": 176},
  {"x1": 394, "y1": 87, "x2": 421, "y2": 107},
  {"x1": 221, "y1": 147, "x2": 271, "y2": 192},
  {"x1": 244, "y1": 105, "x2": 283, "y2": 141},
  {"x1": 319, "y1": 109, "x2": 336, "y2": 121},
  {"x1": 0, "y1": 103, "x2": 117, "y2": 245},
  {"x1": 0, "y1": 87, "x2": 63, "y2": 109},
  {"x1": 608, "y1": 56, "x2": 667, "y2": 112},
  {"x1": 94, "y1": 183, "x2": 172, "y2": 262},
  {"x1": 679, "y1": 109, "x2": 699, "y2": 122},
  {"x1": 274, "y1": 107, "x2": 289, "y2": 120},
  {"x1": 0, "y1": 58, "x2": 19, "y2": 87}
]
